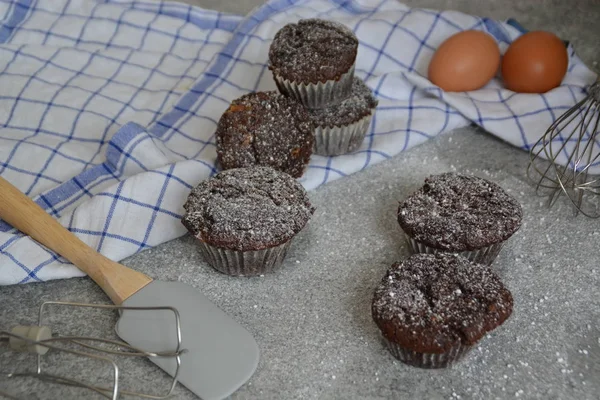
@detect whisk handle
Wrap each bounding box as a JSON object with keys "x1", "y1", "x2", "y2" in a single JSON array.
[{"x1": 0, "y1": 177, "x2": 152, "y2": 304}]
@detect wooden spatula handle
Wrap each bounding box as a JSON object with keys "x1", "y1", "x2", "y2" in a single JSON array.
[{"x1": 0, "y1": 177, "x2": 152, "y2": 304}]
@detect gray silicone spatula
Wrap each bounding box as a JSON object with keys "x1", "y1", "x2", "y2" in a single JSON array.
[{"x1": 0, "y1": 177, "x2": 259, "y2": 400}]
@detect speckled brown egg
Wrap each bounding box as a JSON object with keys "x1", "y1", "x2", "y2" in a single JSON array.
[
  {"x1": 501, "y1": 31, "x2": 568, "y2": 93},
  {"x1": 427, "y1": 30, "x2": 501, "y2": 92}
]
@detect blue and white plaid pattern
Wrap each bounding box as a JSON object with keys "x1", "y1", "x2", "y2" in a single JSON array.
[{"x1": 0, "y1": 0, "x2": 596, "y2": 285}]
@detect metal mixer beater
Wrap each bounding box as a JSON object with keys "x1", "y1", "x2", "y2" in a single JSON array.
[
  {"x1": 0, "y1": 301, "x2": 186, "y2": 399},
  {"x1": 527, "y1": 81, "x2": 600, "y2": 217}
]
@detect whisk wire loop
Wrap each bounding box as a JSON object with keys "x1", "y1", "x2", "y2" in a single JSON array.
[{"x1": 527, "y1": 81, "x2": 600, "y2": 217}]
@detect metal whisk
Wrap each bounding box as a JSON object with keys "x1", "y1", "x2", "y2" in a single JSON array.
[{"x1": 527, "y1": 81, "x2": 600, "y2": 218}]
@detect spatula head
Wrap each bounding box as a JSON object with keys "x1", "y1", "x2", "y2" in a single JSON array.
[{"x1": 114, "y1": 281, "x2": 259, "y2": 400}]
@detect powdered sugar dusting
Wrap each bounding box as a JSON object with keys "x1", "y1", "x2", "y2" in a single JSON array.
[
  {"x1": 181, "y1": 166, "x2": 315, "y2": 251},
  {"x1": 268, "y1": 18, "x2": 358, "y2": 83},
  {"x1": 308, "y1": 77, "x2": 378, "y2": 127},
  {"x1": 372, "y1": 253, "x2": 513, "y2": 353},
  {"x1": 398, "y1": 173, "x2": 523, "y2": 251}
]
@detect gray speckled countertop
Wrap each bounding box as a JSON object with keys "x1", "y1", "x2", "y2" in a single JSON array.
[{"x1": 1, "y1": 1, "x2": 600, "y2": 399}]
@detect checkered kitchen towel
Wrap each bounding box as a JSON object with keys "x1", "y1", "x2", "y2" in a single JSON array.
[{"x1": 0, "y1": 0, "x2": 597, "y2": 285}]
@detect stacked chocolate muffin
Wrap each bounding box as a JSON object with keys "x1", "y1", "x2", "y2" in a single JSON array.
[
  {"x1": 188, "y1": 18, "x2": 385, "y2": 277},
  {"x1": 268, "y1": 19, "x2": 378, "y2": 156},
  {"x1": 214, "y1": 91, "x2": 314, "y2": 178}
]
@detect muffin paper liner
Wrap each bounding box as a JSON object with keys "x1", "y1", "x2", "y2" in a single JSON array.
[
  {"x1": 273, "y1": 63, "x2": 355, "y2": 109},
  {"x1": 404, "y1": 234, "x2": 505, "y2": 266},
  {"x1": 313, "y1": 112, "x2": 373, "y2": 156},
  {"x1": 196, "y1": 239, "x2": 292, "y2": 276},
  {"x1": 383, "y1": 337, "x2": 473, "y2": 369}
]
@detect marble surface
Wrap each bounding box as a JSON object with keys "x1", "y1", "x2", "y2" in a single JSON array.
[{"x1": 1, "y1": 1, "x2": 599, "y2": 399}]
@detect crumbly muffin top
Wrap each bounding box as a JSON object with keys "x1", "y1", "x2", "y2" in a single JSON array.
[
  {"x1": 372, "y1": 253, "x2": 513, "y2": 353},
  {"x1": 181, "y1": 166, "x2": 315, "y2": 251},
  {"x1": 308, "y1": 77, "x2": 378, "y2": 127},
  {"x1": 215, "y1": 91, "x2": 314, "y2": 178},
  {"x1": 398, "y1": 173, "x2": 522, "y2": 251},
  {"x1": 268, "y1": 18, "x2": 358, "y2": 84}
]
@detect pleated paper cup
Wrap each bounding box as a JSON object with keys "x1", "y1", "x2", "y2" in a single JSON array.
[
  {"x1": 383, "y1": 337, "x2": 473, "y2": 369},
  {"x1": 404, "y1": 234, "x2": 505, "y2": 266},
  {"x1": 313, "y1": 113, "x2": 373, "y2": 156},
  {"x1": 197, "y1": 240, "x2": 292, "y2": 276},
  {"x1": 273, "y1": 64, "x2": 355, "y2": 109}
]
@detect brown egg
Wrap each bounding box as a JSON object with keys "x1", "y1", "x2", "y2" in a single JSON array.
[
  {"x1": 428, "y1": 30, "x2": 501, "y2": 92},
  {"x1": 501, "y1": 31, "x2": 568, "y2": 93}
]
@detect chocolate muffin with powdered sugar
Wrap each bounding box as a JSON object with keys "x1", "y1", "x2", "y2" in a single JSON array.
[
  {"x1": 398, "y1": 172, "x2": 522, "y2": 266},
  {"x1": 215, "y1": 91, "x2": 314, "y2": 178},
  {"x1": 268, "y1": 18, "x2": 358, "y2": 109},
  {"x1": 372, "y1": 253, "x2": 513, "y2": 368},
  {"x1": 308, "y1": 77, "x2": 378, "y2": 156},
  {"x1": 182, "y1": 166, "x2": 314, "y2": 276}
]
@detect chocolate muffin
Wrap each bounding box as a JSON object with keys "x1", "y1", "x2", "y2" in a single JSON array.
[
  {"x1": 372, "y1": 253, "x2": 513, "y2": 368},
  {"x1": 215, "y1": 91, "x2": 314, "y2": 178},
  {"x1": 269, "y1": 18, "x2": 358, "y2": 109},
  {"x1": 181, "y1": 166, "x2": 315, "y2": 276},
  {"x1": 398, "y1": 173, "x2": 522, "y2": 265},
  {"x1": 309, "y1": 77, "x2": 378, "y2": 156}
]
